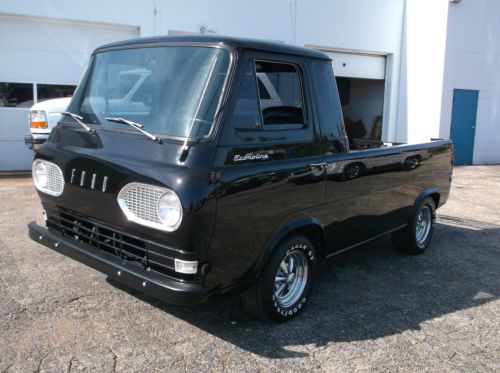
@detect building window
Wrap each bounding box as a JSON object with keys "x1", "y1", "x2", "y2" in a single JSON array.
[
  {"x1": 0, "y1": 82, "x2": 34, "y2": 108},
  {"x1": 37, "y1": 84, "x2": 76, "y2": 102}
]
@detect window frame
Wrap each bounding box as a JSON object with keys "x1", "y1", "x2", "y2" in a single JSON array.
[
  {"x1": 66, "y1": 45, "x2": 235, "y2": 142},
  {"x1": 219, "y1": 51, "x2": 318, "y2": 147},
  {"x1": 252, "y1": 59, "x2": 308, "y2": 131}
]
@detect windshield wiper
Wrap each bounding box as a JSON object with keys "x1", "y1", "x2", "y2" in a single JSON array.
[
  {"x1": 105, "y1": 117, "x2": 161, "y2": 143},
  {"x1": 60, "y1": 112, "x2": 96, "y2": 134}
]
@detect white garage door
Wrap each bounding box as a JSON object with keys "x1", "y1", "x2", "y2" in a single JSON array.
[
  {"x1": 322, "y1": 51, "x2": 386, "y2": 80},
  {"x1": 0, "y1": 15, "x2": 138, "y2": 171}
]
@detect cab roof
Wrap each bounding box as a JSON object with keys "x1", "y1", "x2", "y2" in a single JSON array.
[{"x1": 95, "y1": 35, "x2": 331, "y2": 61}]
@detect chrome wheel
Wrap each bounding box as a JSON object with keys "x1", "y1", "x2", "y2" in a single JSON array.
[
  {"x1": 273, "y1": 250, "x2": 309, "y2": 308},
  {"x1": 415, "y1": 205, "x2": 432, "y2": 246}
]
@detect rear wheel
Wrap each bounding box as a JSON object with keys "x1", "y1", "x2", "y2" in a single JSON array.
[
  {"x1": 392, "y1": 196, "x2": 436, "y2": 254},
  {"x1": 343, "y1": 162, "x2": 364, "y2": 180},
  {"x1": 241, "y1": 235, "x2": 317, "y2": 322}
]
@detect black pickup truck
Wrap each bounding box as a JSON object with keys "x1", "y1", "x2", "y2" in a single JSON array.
[{"x1": 29, "y1": 36, "x2": 453, "y2": 322}]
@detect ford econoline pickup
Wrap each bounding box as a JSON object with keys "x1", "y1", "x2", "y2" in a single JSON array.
[{"x1": 28, "y1": 36, "x2": 453, "y2": 322}]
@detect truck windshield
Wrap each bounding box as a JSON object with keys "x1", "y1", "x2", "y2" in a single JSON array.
[{"x1": 68, "y1": 46, "x2": 231, "y2": 139}]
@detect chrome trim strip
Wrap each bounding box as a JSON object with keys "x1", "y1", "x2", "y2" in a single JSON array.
[
  {"x1": 80, "y1": 171, "x2": 86, "y2": 187},
  {"x1": 91, "y1": 173, "x2": 96, "y2": 189},
  {"x1": 102, "y1": 176, "x2": 108, "y2": 192}
]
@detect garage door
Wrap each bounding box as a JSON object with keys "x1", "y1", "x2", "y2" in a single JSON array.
[
  {"x1": 0, "y1": 15, "x2": 138, "y2": 171},
  {"x1": 322, "y1": 51, "x2": 386, "y2": 80}
]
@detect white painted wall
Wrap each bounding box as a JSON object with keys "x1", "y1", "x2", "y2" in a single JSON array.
[
  {"x1": 0, "y1": 0, "x2": 153, "y2": 36},
  {"x1": 156, "y1": 0, "x2": 294, "y2": 43},
  {"x1": 440, "y1": 0, "x2": 500, "y2": 164},
  {"x1": 401, "y1": 0, "x2": 449, "y2": 144}
]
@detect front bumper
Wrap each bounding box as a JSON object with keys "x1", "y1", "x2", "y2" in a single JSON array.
[
  {"x1": 24, "y1": 134, "x2": 49, "y2": 150},
  {"x1": 28, "y1": 221, "x2": 208, "y2": 305}
]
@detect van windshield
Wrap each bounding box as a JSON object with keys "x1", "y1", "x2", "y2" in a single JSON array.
[{"x1": 69, "y1": 46, "x2": 231, "y2": 139}]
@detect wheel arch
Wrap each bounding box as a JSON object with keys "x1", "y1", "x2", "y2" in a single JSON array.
[
  {"x1": 253, "y1": 216, "x2": 326, "y2": 279},
  {"x1": 415, "y1": 187, "x2": 440, "y2": 209}
]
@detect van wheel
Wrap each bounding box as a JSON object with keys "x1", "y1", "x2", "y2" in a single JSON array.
[
  {"x1": 241, "y1": 235, "x2": 317, "y2": 322},
  {"x1": 392, "y1": 196, "x2": 436, "y2": 254}
]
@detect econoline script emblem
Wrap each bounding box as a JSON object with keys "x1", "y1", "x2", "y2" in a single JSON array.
[{"x1": 233, "y1": 153, "x2": 270, "y2": 162}]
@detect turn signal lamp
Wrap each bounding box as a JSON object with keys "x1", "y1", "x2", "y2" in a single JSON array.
[
  {"x1": 174, "y1": 259, "x2": 198, "y2": 274},
  {"x1": 30, "y1": 110, "x2": 48, "y2": 129}
]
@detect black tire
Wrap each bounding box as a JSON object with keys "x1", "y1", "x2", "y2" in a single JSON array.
[
  {"x1": 342, "y1": 162, "x2": 364, "y2": 180},
  {"x1": 392, "y1": 196, "x2": 436, "y2": 254},
  {"x1": 241, "y1": 235, "x2": 318, "y2": 322}
]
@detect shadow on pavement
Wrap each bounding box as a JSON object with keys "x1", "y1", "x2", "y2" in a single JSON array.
[{"x1": 107, "y1": 217, "x2": 500, "y2": 358}]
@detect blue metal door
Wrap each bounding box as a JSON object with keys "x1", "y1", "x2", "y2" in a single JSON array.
[{"x1": 450, "y1": 89, "x2": 479, "y2": 165}]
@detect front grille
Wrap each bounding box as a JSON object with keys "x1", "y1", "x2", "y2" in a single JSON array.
[
  {"x1": 45, "y1": 163, "x2": 65, "y2": 195},
  {"x1": 44, "y1": 208, "x2": 186, "y2": 279},
  {"x1": 34, "y1": 160, "x2": 64, "y2": 196}
]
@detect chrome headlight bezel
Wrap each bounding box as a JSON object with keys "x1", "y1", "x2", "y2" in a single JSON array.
[
  {"x1": 32, "y1": 159, "x2": 64, "y2": 197},
  {"x1": 117, "y1": 182, "x2": 183, "y2": 232}
]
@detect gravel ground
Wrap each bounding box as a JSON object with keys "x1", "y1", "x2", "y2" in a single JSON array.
[{"x1": 0, "y1": 166, "x2": 499, "y2": 372}]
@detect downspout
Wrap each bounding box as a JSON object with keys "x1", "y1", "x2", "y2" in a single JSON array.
[{"x1": 395, "y1": 0, "x2": 408, "y2": 143}]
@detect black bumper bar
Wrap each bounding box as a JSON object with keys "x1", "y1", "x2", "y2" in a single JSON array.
[
  {"x1": 28, "y1": 222, "x2": 208, "y2": 305},
  {"x1": 24, "y1": 135, "x2": 48, "y2": 151},
  {"x1": 24, "y1": 134, "x2": 47, "y2": 145}
]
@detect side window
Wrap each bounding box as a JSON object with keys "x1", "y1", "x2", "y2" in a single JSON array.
[
  {"x1": 227, "y1": 62, "x2": 262, "y2": 130},
  {"x1": 255, "y1": 60, "x2": 305, "y2": 126}
]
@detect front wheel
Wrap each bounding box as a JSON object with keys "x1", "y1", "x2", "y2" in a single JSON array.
[
  {"x1": 241, "y1": 235, "x2": 317, "y2": 322},
  {"x1": 392, "y1": 196, "x2": 436, "y2": 254}
]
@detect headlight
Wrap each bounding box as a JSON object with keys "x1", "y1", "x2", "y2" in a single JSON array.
[
  {"x1": 158, "y1": 191, "x2": 183, "y2": 229},
  {"x1": 32, "y1": 159, "x2": 64, "y2": 196},
  {"x1": 117, "y1": 182, "x2": 183, "y2": 232}
]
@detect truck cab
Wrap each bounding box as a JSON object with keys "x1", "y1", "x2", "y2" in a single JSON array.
[{"x1": 29, "y1": 36, "x2": 452, "y2": 322}]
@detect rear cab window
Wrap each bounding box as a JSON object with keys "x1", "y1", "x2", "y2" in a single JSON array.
[{"x1": 312, "y1": 61, "x2": 348, "y2": 153}]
